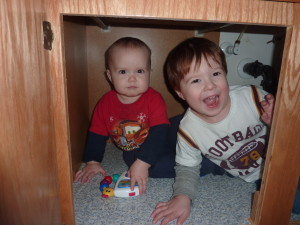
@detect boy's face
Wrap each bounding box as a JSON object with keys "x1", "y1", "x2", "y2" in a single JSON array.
[
  {"x1": 107, "y1": 46, "x2": 150, "y2": 104},
  {"x1": 176, "y1": 55, "x2": 230, "y2": 123}
]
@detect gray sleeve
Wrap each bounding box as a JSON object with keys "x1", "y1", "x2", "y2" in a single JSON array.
[{"x1": 172, "y1": 163, "x2": 200, "y2": 201}]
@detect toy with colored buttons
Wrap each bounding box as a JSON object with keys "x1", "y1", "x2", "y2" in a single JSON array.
[
  {"x1": 100, "y1": 171, "x2": 140, "y2": 198},
  {"x1": 100, "y1": 174, "x2": 118, "y2": 198}
]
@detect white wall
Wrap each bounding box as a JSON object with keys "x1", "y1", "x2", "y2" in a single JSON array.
[{"x1": 219, "y1": 31, "x2": 275, "y2": 87}]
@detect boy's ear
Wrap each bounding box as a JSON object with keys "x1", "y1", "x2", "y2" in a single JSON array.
[{"x1": 175, "y1": 90, "x2": 185, "y2": 100}]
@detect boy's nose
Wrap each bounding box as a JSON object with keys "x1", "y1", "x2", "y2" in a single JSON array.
[{"x1": 204, "y1": 79, "x2": 216, "y2": 90}]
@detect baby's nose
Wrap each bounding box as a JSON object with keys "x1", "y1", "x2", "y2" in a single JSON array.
[{"x1": 128, "y1": 74, "x2": 137, "y2": 81}]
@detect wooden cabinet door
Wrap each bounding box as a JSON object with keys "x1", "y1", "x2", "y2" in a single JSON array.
[{"x1": 0, "y1": 0, "x2": 62, "y2": 224}]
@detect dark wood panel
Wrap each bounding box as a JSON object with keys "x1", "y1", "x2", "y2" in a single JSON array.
[{"x1": 64, "y1": 20, "x2": 90, "y2": 174}]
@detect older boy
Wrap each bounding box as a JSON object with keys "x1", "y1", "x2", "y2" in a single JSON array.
[{"x1": 151, "y1": 37, "x2": 275, "y2": 225}]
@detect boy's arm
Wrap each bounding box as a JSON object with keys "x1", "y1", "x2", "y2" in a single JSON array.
[
  {"x1": 151, "y1": 163, "x2": 200, "y2": 225},
  {"x1": 173, "y1": 163, "x2": 201, "y2": 201},
  {"x1": 136, "y1": 123, "x2": 169, "y2": 165}
]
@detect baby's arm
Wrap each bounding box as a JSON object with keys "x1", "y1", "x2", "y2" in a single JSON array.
[
  {"x1": 260, "y1": 94, "x2": 275, "y2": 126},
  {"x1": 132, "y1": 124, "x2": 169, "y2": 194},
  {"x1": 127, "y1": 159, "x2": 151, "y2": 195},
  {"x1": 74, "y1": 132, "x2": 108, "y2": 183},
  {"x1": 151, "y1": 164, "x2": 200, "y2": 225},
  {"x1": 74, "y1": 161, "x2": 106, "y2": 183}
]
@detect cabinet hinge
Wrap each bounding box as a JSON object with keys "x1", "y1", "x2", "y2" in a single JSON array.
[{"x1": 43, "y1": 21, "x2": 54, "y2": 50}]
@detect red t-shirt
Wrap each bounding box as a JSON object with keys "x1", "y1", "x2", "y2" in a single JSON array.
[{"x1": 89, "y1": 87, "x2": 169, "y2": 151}]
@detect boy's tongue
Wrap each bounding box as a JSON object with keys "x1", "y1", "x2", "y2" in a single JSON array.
[{"x1": 204, "y1": 95, "x2": 218, "y2": 108}]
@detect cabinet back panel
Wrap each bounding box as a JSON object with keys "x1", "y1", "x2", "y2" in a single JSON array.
[{"x1": 86, "y1": 26, "x2": 219, "y2": 118}]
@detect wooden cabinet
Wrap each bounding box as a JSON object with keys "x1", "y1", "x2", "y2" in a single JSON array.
[
  {"x1": 270, "y1": 0, "x2": 300, "y2": 2},
  {"x1": 0, "y1": 0, "x2": 63, "y2": 224},
  {"x1": 1, "y1": 0, "x2": 299, "y2": 225}
]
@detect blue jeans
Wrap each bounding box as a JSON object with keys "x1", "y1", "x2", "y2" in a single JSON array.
[
  {"x1": 123, "y1": 114, "x2": 225, "y2": 178},
  {"x1": 293, "y1": 180, "x2": 300, "y2": 214}
]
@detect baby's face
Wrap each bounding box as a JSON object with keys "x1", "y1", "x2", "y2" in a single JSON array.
[
  {"x1": 107, "y1": 46, "x2": 150, "y2": 104},
  {"x1": 176, "y1": 55, "x2": 230, "y2": 123}
]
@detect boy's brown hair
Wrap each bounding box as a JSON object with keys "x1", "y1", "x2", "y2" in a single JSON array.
[
  {"x1": 165, "y1": 37, "x2": 227, "y2": 91},
  {"x1": 105, "y1": 37, "x2": 152, "y2": 70}
]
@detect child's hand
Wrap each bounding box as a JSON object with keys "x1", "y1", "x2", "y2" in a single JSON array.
[
  {"x1": 127, "y1": 159, "x2": 150, "y2": 195},
  {"x1": 260, "y1": 94, "x2": 275, "y2": 126},
  {"x1": 151, "y1": 195, "x2": 191, "y2": 225},
  {"x1": 74, "y1": 161, "x2": 106, "y2": 183}
]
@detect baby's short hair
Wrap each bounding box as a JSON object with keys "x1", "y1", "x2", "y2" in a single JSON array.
[
  {"x1": 105, "y1": 37, "x2": 151, "y2": 69},
  {"x1": 166, "y1": 37, "x2": 227, "y2": 91}
]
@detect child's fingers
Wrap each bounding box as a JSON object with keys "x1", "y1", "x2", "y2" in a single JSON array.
[
  {"x1": 260, "y1": 94, "x2": 275, "y2": 126},
  {"x1": 152, "y1": 205, "x2": 174, "y2": 225},
  {"x1": 99, "y1": 168, "x2": 106, "y2": 177},
  {"x1": 136, "y1": 179, "x2": 144, "y2": 194},
  {"x1": 262, "y1": 94, "x2": 274, "y2": 109},
  {"x1": 82, "y1": 171, "x2": 95, "y2": 183},
  {"x1": 139, "y1": 179, "x2": 147, "y2": 195},
  {"x1": 151, "y1": 202, "x2": 168, "y2": 218},
  {"x1": 151, "y1": 205, "x2": 168, "y2": 223},
  {"x1": 74, "y1": 170, "x2": 83, "y2": 182},
  {"x1": 266, "y1": 93, "x2": 274, "y2": 101},
  {"x1": 130, "y1": 178, "x2": 136, "y2": 191}
]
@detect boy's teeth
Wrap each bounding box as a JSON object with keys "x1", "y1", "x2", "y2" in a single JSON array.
[
  {"x1": 207, "y1": 96, "x2": 216, "y2": 101},
  {"x1": 204, "y1": 95, "x2": 218, "y2": 104}
]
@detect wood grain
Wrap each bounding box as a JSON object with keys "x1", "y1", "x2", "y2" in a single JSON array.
[
  {"x1": 50, "y1": 0, "x2": 293, "y2": 26},
  {"x1": 253, "y1": 3, "x2": 300, "y2": 225},
  {"x1": 269, "y1": 0, "x2": 300, "y2": 3},
  {"x1": 0, "y1": 0, "x2": 61, "y2": 224},
  {"x1": 46, "y1": 0, "x2": 299, "y2": 224},
  {"x1": 64, "y1": 20, "x2": 90, "y2": 175}
]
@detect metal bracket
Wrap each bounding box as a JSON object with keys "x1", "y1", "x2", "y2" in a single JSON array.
[{"x1": 43, "y1": 21, "x2": 54, "y2": 50}]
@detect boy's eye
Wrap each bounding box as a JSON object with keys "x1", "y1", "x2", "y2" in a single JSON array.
[
  {"x1": 137, "y1": 69, "x2": 145, "y2": 74},
  {"x1": 118, "y1": 70, "x2": 127, "y2": 74},
  {"x1": 213, "y1": 71, "x2": 221, "y2": 76},
  {"x1": 191, "y1": 79, "x2": 201, "y2": 84}
]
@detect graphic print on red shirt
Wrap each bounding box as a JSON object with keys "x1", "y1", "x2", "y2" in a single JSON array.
[
  {"x1": 89, "y1": 87, "x2": 169, "y2": 151},
  {"x1": 111, "y1": 119, "x2": 149, "y2": 151}
]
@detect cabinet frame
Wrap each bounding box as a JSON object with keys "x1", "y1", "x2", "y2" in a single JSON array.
[{"x1": 47, "y1": 1, "x2": 300, "y2": 224}]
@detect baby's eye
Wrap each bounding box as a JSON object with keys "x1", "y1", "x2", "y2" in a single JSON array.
[
  {"x1": 118, "y1": 70, "x2": 127, "y2": 74},
  {"x1": 191, "y1": 79, "x2": 201, "y2": 84},
  {"x1": 213, "y1": 71, "x2": 221, "y2": 76},
  {"x1": 137, "y1": 69, "x2": 145, "y2": 74}
]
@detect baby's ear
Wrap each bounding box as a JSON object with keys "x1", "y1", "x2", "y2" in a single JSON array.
[
  {"x1": 175, "y1": 90, "x2": 185, "y2": 100},
  {"x1": 105, "y1": 70, "x2": 112, "y2": 82}
]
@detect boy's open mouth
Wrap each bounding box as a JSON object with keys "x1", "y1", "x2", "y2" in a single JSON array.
[{"x1": 204, "y1": 95, "x2": 219, "y2": 108}]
